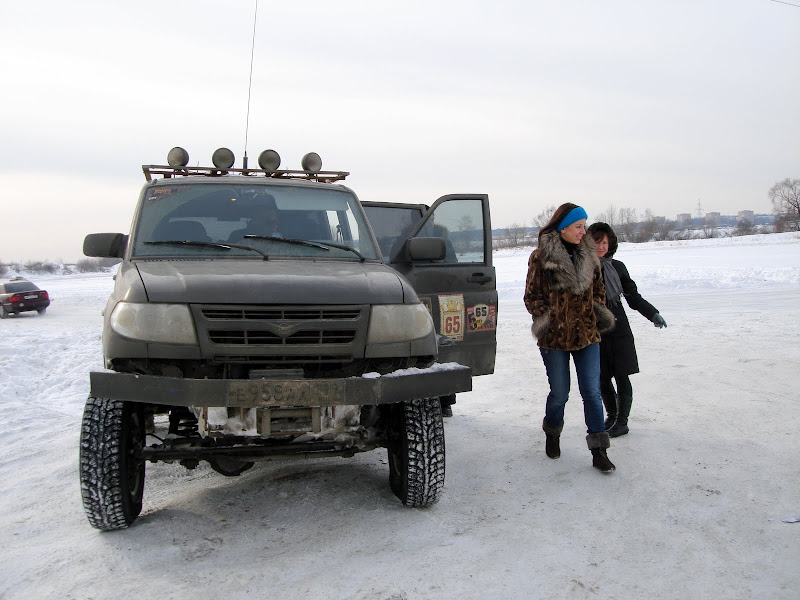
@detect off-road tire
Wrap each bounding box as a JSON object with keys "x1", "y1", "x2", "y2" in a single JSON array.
[
  {"x1": 80, "y1": 397, "x2": 146, "y2": 530},
  {"x1": 387, "y1": 398, "x2": 445, "y2": 507}
]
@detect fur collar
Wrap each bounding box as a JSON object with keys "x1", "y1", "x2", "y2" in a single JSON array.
[{"x1": 537, "y1": 230, "x2": 600, "y2": 295}]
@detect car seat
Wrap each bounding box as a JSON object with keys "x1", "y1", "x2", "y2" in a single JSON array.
[{"x1": 152, "y1": 220, "x2": 211, "y2": 242}]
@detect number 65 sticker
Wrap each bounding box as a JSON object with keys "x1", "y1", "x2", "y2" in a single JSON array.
[
  {"x1": 468, "y1": 303, "x2": 496, "y2": 331},
  {"x1": 438, "y1": 294, "x2": 465, "y2": 342}
]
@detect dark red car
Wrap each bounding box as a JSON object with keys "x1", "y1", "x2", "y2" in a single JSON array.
[{"x1": 0, "y1": 278, "x2": 50, "y2": 318}]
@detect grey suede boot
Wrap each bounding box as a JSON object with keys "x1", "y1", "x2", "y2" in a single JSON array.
[
  {"x1": 601, "y1": 393, "x2": 617, "y2": 431},
  {"x1": 542, "y1": 418, "x2": 564, "y2": 459},
  {"x1": 587, "y1": 432, "x2": 615, "y2": 472},
  {"x1": 607, "y1": 394, "x2": 632, "y2": 438}
]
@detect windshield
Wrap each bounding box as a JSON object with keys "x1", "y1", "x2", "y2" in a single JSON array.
[
  {"x1": 3, "y1": 282, "x2": 40, "y2": 293},
  {"x1": 131, "y1": 180, "x2": 379, "y2": 260}
]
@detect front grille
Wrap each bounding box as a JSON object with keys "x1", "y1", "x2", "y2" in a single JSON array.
[
  {"x1": 192, "y1": 304, "x2": 368, "y2": 363},
  {"x1": 212, "y1": 354, "x2": 354, "y2": 364},
  {"x1": 208, "y1": 329, "x2": 357, "y2": 345},
  {"x1": 202, "y1": 307, "x2": 362, "y2": 320}
]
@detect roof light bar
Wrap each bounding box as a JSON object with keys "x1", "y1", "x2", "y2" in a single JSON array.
[{"x1": 142, "y1": 147, "x2": 348, "y2": 182}]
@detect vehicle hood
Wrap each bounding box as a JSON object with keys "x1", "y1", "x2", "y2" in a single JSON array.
[{"x1": 135, "y1": 260, "x2": 413, "y2": 305}]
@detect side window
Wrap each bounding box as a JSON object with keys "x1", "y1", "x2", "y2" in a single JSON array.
[
  {"x1": 362, "y1": 205, "x2": 425, "y2": 261},
  {"x1": 415, "y1": 199, "x2": 485, "y2": 264}
]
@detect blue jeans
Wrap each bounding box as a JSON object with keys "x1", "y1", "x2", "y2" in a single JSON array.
[{"x1": 540, "y1": 343, "x2": 605, "y2": 434}]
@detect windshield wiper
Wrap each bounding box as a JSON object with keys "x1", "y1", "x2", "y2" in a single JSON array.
[
  {"x1": 242, "y1": 234, "x2": 330, "y2": 250},
  {"x1": 144, "y1": 240, "x2": 270, "y2": 260},
  {"x1": 308, "y1": 240, "x2": 366, "y2": 262},
  {"x1": 243, "y1": 235, "x2": 366, "y2": 262}
]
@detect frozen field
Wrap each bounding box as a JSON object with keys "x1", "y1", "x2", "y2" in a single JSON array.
[{"x1": 1, "y1": 233, "x2": 798, "y2": 599}]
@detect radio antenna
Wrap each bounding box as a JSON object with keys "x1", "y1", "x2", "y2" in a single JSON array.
[{"x1": 243, "y1": 0, "x2": 259, "y2": 170}]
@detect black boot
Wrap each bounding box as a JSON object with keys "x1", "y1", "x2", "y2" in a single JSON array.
[
  {"x1": 601, "y1": 393, "x2": 617, "y2": 430},
  {"x1": 542, "y1": 418, "x2": 563, "y2": 459},
  {"x1": 587, "y1": 432, "x2": 615, "y2": 472},
  {"x1": 439, "y1": 394, "x2": 455, "y2": 418},
  {"x1": 607, "y1": 394, "x2": 632, "y2": 438}
]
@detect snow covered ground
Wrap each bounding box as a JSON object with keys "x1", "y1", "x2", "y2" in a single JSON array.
[{"x1": 1, "y1": 233, "x2": 798, "y2": 599}]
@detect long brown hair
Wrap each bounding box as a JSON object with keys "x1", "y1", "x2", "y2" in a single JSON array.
[{"x1": 538, "y1": 202, "x2": 581, "y2": 243}]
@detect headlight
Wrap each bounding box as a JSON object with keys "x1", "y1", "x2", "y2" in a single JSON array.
[
  {"x1": 110, "y1": 302, "x2": 198, "y2": 344},
  {"x1": 367, "y1": 304, "x2": 434, "y2": 344}
]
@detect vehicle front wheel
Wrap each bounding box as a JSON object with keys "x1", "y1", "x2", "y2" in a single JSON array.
[
  {"x1": 79, "y1": 397, "x2": 146, "y2": 530},
  {"x1": 0, "y1": 306, "x2": 8, "y2": 319},
  {"x1": 387, "y1": 398, "x2": 445, "y2": 507}
]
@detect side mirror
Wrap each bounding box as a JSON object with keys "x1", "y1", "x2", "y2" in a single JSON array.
[
  {"x1": 83, "y1": 233, "x2": 128, "y2": 258},
  {"x1": 393, "y1": 237, "x2": 446, "y2": 262}
]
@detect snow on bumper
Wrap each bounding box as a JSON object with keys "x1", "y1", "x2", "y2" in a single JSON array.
[{"x1": 88, "y1": 363, "x2": 472, "y2": 408}]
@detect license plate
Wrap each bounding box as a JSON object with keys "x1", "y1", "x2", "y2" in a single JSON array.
[
  {"x1": 24, "y1": 295, "x2": 37, "y2": 299},
  {"x1": 228, "y1": 379, "x2": 345, "y2": 407}
]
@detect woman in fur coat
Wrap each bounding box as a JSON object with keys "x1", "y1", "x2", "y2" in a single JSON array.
[
  {"x1": 524, "y1": 204, "x2": 617, "y2": 472},
  {"x1": 587, "y1": 222, "x2": 667, "y2": 437}
]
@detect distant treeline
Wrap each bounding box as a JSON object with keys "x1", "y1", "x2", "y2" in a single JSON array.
[
  {"x1": 496, "y1": 176, "x2": 800, "y2": 248},
  {"x1": 494, "y1": 213, "x2": 783, "y2": 249},
  {"x1": 0, "y1": 258, "x2": 121, "y2": 278}
]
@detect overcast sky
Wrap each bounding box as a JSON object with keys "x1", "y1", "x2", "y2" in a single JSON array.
[{"x1": 1, "y1": 0, "x2": 798, "y2": 262}]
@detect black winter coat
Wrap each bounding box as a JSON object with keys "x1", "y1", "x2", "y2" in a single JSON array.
[{"x1": 600, "y1": 259, "x2": 659, "y2": 377}]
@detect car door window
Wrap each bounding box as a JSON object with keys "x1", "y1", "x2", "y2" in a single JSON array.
[
  {"x1": 362, "y1": 204, "x2": 425, "y2": 262},
  {"x1": 411, "y1": 199, "x2": 486, "y2": 264}
]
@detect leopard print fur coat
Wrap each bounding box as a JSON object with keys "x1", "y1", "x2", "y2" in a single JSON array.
[{"x1": 524, "y1": 229, "x2": 615, "y2": 351}]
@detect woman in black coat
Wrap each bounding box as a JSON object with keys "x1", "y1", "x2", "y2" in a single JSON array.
[{"x1": 587, "y1": 223, "x2": 667, "y2": 437}]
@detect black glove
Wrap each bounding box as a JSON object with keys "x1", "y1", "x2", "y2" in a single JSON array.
[{"x1": 652, "y1": 313, "x2": 667, "y2": 328}]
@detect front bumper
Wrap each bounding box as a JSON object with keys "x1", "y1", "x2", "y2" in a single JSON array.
[{"x1": 89, "y1": 363, "x2": 472, "y2": 408}]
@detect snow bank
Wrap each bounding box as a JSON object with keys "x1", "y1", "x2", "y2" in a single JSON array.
[
  {"x1": 1, "y1": 234, "x2": 798, "y2": 600},
  {"x1": 495, "y1": 231, "x2": 800, "y2": 300}
]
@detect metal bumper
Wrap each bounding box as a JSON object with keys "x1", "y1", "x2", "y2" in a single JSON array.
[{"x1": 88, "y1": 364, "x2": 472, "y2": 408}]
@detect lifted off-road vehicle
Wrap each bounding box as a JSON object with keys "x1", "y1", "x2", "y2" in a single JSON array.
[{"x1": 80, "y1": 147, "x2": 496, "y2": 530}]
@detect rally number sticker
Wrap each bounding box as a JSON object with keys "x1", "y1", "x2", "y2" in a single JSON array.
[
  {"x1": 468, "y1": 303, "x2": 497, "y2": 332},
  {"x1": 438, "y1": 294, "x2": 465, "y2": 342}
]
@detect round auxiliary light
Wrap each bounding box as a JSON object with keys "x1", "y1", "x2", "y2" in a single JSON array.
[
  {"x1": 258, "y1": 149, "x2": 281, "y2": 171},
  {"x1": 212, "y1": 147, "x2": 235, "y2": 170},
  {"x1": 301, "y1": 152, "x2": 322, "y2": 173},
  {"x1": 167, "y1": 146, "x2": 189, "y2": 167}
]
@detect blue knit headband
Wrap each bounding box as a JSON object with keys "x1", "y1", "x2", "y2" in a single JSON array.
[{"x1": 557, "y1": 206, "x2": 588, "y2": 231}]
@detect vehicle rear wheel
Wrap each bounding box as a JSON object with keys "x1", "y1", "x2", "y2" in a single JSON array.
[
  {"x1": 387, "y1": 398, "x2": 445, "y2": 507},
  {"x1": 37, "y1": 307, "x2": 46, "y2": 315},
  {"x1": 79, "y1": 397, "x2": 146, "y2": 530},
  {"x1": 0, "y1": 306, "x2": 8, "y2": 319}
]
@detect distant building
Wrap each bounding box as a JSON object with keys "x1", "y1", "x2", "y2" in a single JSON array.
[
  {"x1": 738, "y1": 210, "x2": 754, "y2": 224},
  {"x1": 705, "y1": 212, "x2": 721, "y2": 222},
  {"x1": 654, "y1": 216, "x2": 666, "y2": 225},
  {"x1": 677, "y1": 213, "x2": 691, "y2": 225}
]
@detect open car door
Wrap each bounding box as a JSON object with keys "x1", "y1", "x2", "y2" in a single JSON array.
[{"x1": 362, "y1": 195, "x2": 496, "y2": 376}]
